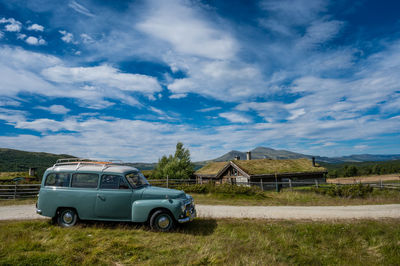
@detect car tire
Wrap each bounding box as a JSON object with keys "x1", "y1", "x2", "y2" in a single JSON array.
[
  {"x1": 57, "y1": 208, "x2": 78, "y2": 227},
  {"x1": 150, "y1": 210, "x2": 175, "y2": 232}
]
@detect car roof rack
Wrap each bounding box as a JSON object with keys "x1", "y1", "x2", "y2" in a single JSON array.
[{"x1": 53, "y1": 158, "x2": 126, "y2": 171}]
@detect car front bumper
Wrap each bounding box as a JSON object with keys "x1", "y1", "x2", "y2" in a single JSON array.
[{"x1": 178, "y1": 206, "x2": 196, "y2": 223}]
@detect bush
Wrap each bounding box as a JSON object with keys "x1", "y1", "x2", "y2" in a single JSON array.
[
  {"x1": 176, "y1": 183, "x2": 265, "y2": 197},
  {"x1": 313, "y1": 183, "x2": 373, "y2": 198},
  {"x1": 175, "y1": 184, "x2": 209, "y2": 194}
]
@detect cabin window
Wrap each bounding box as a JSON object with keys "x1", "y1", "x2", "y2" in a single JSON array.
[
  {"x1": 232, "y1": 168, "x2": 238, "y2": 176},
  {"x1": 45, "y1": 173, "x2": 70, "y2": 187},
  {"x1": 100, "y1": 175, "x2": 130, "y2": 189},
  {"x1": 71, "y1": 173, "x2": 99, "y2": 188}
]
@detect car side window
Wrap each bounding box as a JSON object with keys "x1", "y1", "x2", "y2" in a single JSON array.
[
  {"x1": 119, "y1": 176, "x2": 130, "y2": 189},
  {"x1": 45, "y1": 173, "x2": 70, "y2": 187},
  {"x1": 71, "y1": 173, "x2": 99, "y2": 188},
  {"x1": 100, "y1": 175, "x2": 130, "y2": 189}
]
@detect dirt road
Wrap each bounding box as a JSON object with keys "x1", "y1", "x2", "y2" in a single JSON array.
[{"x1": 1, "y1": 204, "x2": 400, "y2": 221}]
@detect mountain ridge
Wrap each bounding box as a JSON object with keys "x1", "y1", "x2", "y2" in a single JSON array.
[{"x1": 1, "y1": 147, "x2": 400, "y2": 171}]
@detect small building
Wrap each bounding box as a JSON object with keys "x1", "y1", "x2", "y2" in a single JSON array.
[
  {"x1": 195, "y1": 157, "x2": 327, "y2": 185},
  {"x1": 29, "y1": 167, "x2": 38, "y2": 177}
]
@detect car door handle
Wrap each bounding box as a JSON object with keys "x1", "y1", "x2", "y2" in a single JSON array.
[{"x1": 97, "y1": 194, "x2": 105, "y2": 201}]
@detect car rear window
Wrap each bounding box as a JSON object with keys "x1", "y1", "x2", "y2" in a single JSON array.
[
  {"x1": 45, "y1": 173, "x2": 70, "y2": 187},
  {"x1": 71, "y1": 173, "x2": 99, "y2": 188}
]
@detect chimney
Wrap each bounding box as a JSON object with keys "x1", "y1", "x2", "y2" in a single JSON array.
[
  {"x1": 234, "y1": 156, "x2": 240, "y2": 160},
  {"x1": 246, "y1": 151, "x2": 252, "y2": 160},
  {"x1": 312, "y1": 157, "x2": 316, "y2": 167}
]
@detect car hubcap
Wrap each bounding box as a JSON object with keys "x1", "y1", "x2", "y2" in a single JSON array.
[
  {"x1": 63, "y1": 212, "x2": 73, "y2": 224},
  {"x1": 158, "y1": 216, "x2": 170, "y2": 229}
]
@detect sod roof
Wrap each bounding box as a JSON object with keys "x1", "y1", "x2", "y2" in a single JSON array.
[
  {"x1": 195, "y1": 161, "x2": 228, "y2": 176},
  {"x1": 195, "y1": 158, "x2": 326, "y2": 176}
]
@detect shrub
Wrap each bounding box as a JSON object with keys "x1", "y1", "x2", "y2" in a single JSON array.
[
  {"x1": 176, "y1": 183, "x2": 265, "y2": 197},
  {"x1": 175, "y1": 184, "x2": 209, "y2": 194},
  {"x1": 313, "y1": 183, "x2": 373, "y2": 198}
]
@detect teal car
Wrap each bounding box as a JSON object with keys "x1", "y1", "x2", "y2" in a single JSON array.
[{"x1": 36, "y1": 159, "x2": 196, "y2": 231}]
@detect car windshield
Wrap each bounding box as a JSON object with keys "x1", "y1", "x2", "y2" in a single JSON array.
[{"x1": 125, "y1": 171, "x2": 149, "y2": 188}]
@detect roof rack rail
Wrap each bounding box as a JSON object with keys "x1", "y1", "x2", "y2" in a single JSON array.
[{"x1": 53, "y1": 158, "x2": 126, "y2": 171}]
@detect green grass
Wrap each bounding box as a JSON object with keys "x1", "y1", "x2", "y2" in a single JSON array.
[
  {"x1": 0, "y1": 172, "x2": 30, "y2": 180},
  {"x1": 191, "y1": 189, "x2": 400, "y2": 206},
  {"x1": 0, "y1": 219, "x2": 399, "y2": 265}
]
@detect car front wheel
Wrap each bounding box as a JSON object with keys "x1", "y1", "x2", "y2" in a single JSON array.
[
  {"x1": 57, "y1": 208, "x2": 78, "y2": 227},
  {"x1": 150, "y1": 210, "x2": 175, "y2": 232}
]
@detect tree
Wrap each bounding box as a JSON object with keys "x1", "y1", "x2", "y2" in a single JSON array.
[{"x1": 153, "y1": 142, "x2": 195, "y2": 179}]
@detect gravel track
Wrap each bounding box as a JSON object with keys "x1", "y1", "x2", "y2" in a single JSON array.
[{"x1": 1, "y1": 204, "x2": 400, "y2": 221}]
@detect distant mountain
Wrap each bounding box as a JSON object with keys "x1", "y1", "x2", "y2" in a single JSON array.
[{"x1": 207, "y1": 147, "x2": 400, "y2": 164}]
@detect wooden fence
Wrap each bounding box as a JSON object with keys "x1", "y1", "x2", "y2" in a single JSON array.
[
  {"x1": 0, "y1": 179, "x2": 399, "y2": 199},
  {"x1": 0, "y1": 184, "x2": 40, "y2": 199}
]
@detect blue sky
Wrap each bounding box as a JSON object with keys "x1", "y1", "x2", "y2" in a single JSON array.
[{"x1": 0, "y1": 0, "x2": 399, "y2": 162}]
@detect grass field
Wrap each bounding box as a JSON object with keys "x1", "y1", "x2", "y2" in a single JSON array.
[
  {"x1": 191, "y1": 188, "x2": 400, "y2": 206},
  {"x1": 0, "y1": 219, "x2": 399, "y2": 265},
  {"x1": 0, "y1": 172, "x2": 30, "y2": 180}
]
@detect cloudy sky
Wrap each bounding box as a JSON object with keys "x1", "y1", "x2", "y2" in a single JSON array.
[{"x1": 0, "y1": 0, "x2": 399, "y2": 162}]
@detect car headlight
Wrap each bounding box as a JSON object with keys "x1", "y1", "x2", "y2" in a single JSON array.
[{"x1": 181, "y1": 202, "x2": 186, "y2": 212}]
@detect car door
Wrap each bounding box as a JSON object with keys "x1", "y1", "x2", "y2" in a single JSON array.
[{"x1": 94, "y1": 174, "x2": 133, "y2": 220}]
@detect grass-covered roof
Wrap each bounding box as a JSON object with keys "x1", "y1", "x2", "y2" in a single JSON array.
[
  {"x1": 195, "y1": 161, "x2": 229, "y2": 175},
  {"x1": 195, "y1": 158, "x2": 326, "y2": 176}
]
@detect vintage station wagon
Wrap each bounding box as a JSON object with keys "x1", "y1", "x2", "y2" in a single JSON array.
[{"x1": 36, "y1": 159, "x2": 196, "y2": 231}]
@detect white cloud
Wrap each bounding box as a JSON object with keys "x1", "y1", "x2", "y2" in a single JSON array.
[
  {"x1": 68, "y1": 0, "x2": 95, "y2": 17},
  {"x1": 42, "y1": 64, "x2": 162, "y2": 96},
  {"x1": 0, "y1": 46, "x2": 161, "y2": 108},
  {"x1": 17, "y1": 33, "x2": 26, "y2": 40},
  {"x1": 37, "y1": 105, "x2": 71, "y2": 114},
  {"x1": 297, "y1": 20, "x2": 344, "y2": 49},
  {"x1": 136, "y1": 0, "x2": 237, "y2": 60},
  {"x1": 27, "y1": 23, "x2": 44, "y2": 31},
  {"x1": 80, "y1": 33, "x2": 94, "y2": 43},
  {"x1": 219, "y1": 112, "x2": 252, "y2": 123},
  {"x1": 169, "y1": 93, "x2": 187, "y2": 99},
  {"x1": 25, "y1": 36, "x2": 46, "y2": 45},
  {"x1": 354, "y1": 145, "x2": 368, "y2": 150},
  {"x1": 0, "y1": 17, "x2": 22, "y2": 32},
  {"x1": 59, "y1": 30, "x2": 75, "y2": 43},
  {"x1": 197, "y1": 107, "x2": 222, "y2": 112}
]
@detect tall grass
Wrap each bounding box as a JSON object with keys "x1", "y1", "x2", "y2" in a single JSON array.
[{"x1": 0, "y1": 219, "x2": 399, "y2": 265}]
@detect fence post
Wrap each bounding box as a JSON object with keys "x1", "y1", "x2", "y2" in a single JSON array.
[
  {"x1": 275, "y1": 173, "x2": 280, "y2": 192},
  {"x1": 167, "y1": 175, "x2": 169, "y2": 188},
  {"x1": 289, "y1": 179, "x2": 292, "y2": 191},
  {"x1": 260, "y1": 179, "x2": 264, "y2": 191},
  {"x1": 380, "y1": 179, "x2": 383, "y2": 189},
  {"x1": 315, "y1": 179, "x2": 319, "y2": 188},
  {"x1": 13, "y1": 183, "x2": 17, "y2": 199}
]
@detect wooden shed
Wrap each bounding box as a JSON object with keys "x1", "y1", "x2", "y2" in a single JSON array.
[{"x1": 195, "y1": 158, "x2": 327, "y2": 185}]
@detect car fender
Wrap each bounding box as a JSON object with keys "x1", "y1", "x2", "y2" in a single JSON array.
[{"x1": 131, "y1": 199, "x2": 182, "y2": 223}]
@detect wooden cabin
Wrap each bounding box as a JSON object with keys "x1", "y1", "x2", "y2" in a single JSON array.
[{"x1": 195, "y1": 157, "x2": 327, "y2": 185}]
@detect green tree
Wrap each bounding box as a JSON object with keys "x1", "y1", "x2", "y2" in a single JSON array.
[{"x1": 153, "y1": 142, "x2": 195, "y2": 179}]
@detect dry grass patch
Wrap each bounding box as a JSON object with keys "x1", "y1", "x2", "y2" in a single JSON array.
[{"x1": 328, "y1": 173, "x2": 400, "y2": 184}]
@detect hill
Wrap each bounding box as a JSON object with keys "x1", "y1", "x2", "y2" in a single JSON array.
[{"x1": 0, "y1": 148, "x2": 75, "y2": 178}]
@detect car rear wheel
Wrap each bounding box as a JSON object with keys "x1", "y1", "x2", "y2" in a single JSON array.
[
  {"x1": 57, "y1": 208, "x2": 78, "y2": 227},
  {"x1": 150, "y1": 210, "x2": 175, "y2": 232}
]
